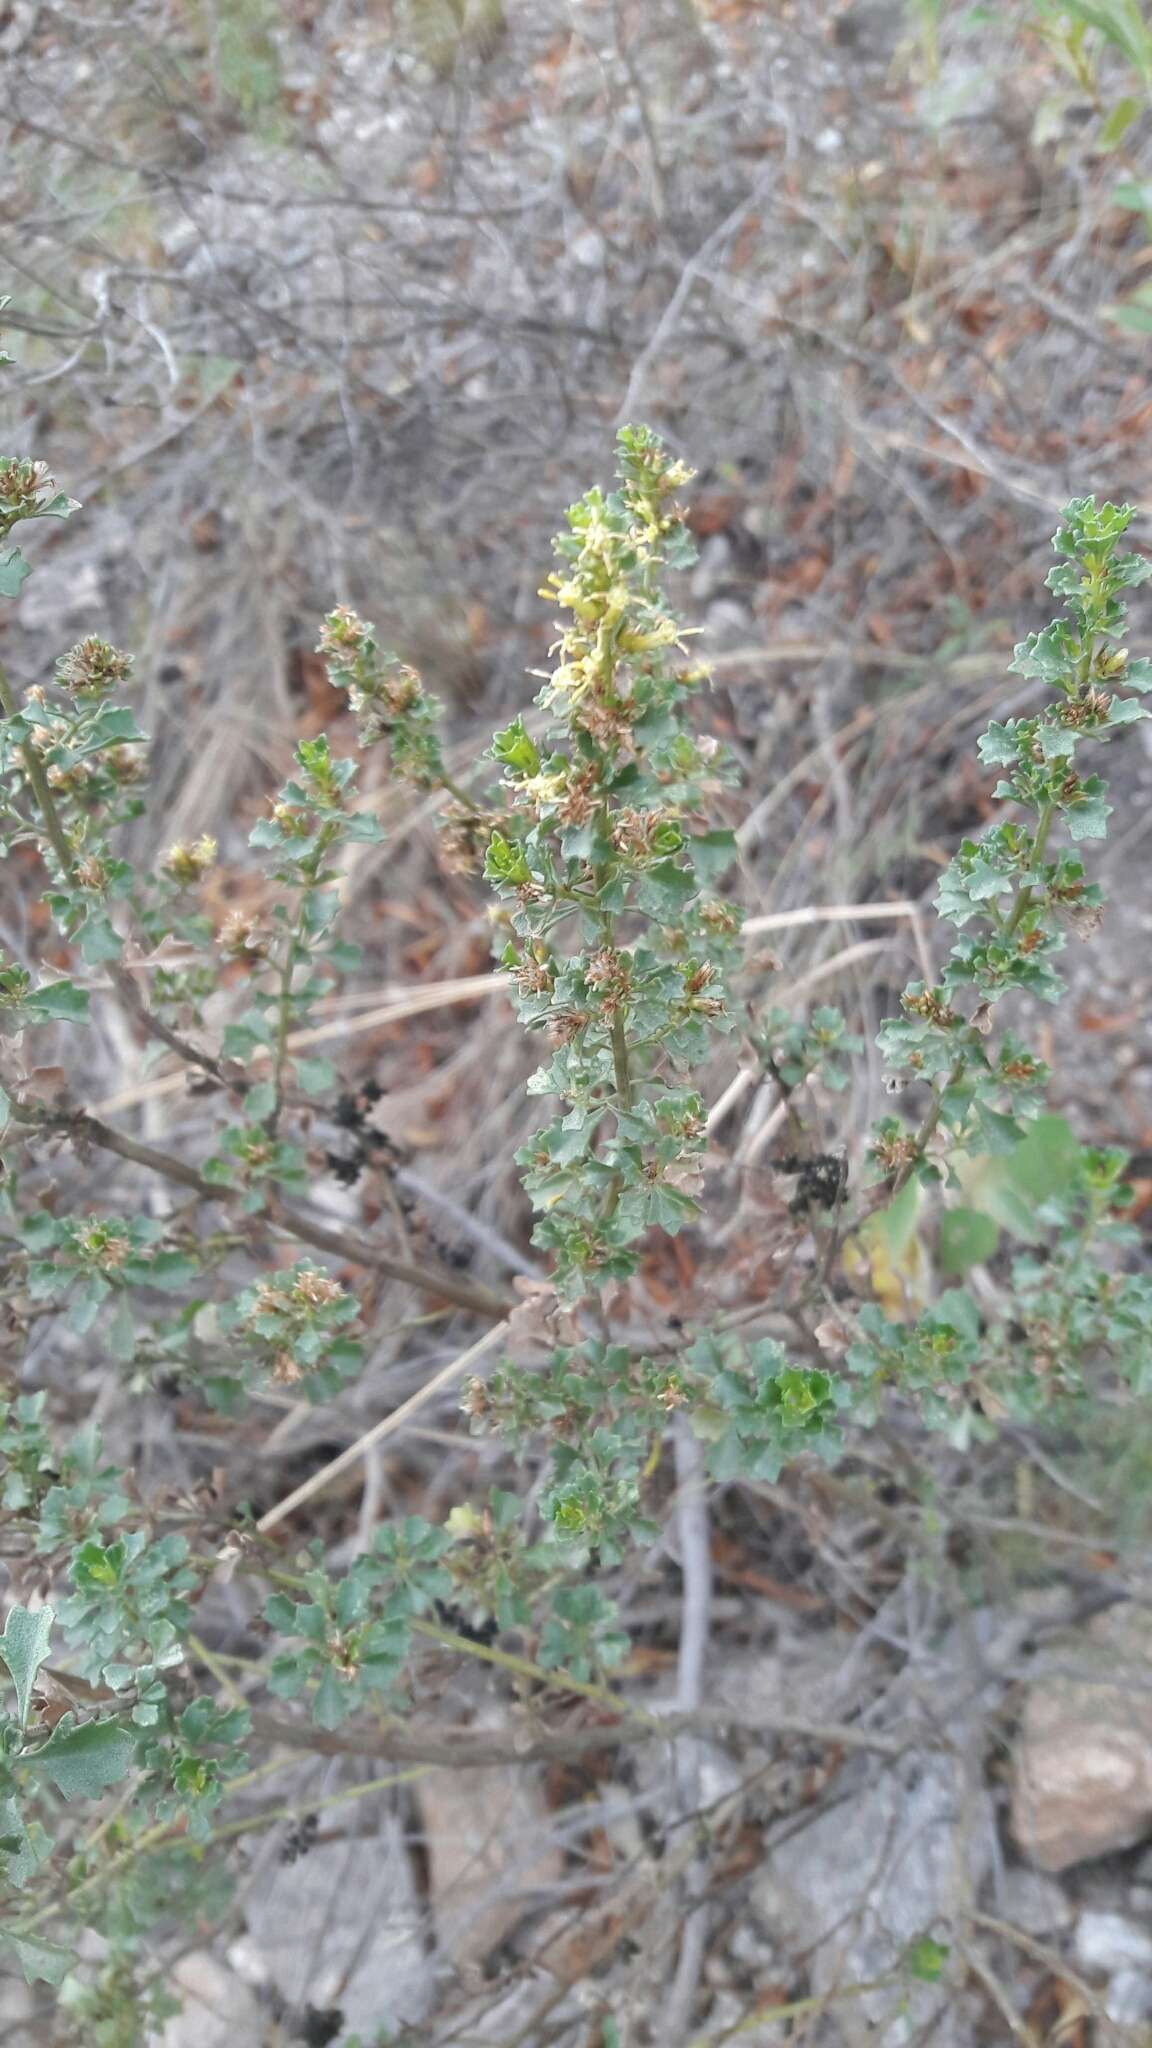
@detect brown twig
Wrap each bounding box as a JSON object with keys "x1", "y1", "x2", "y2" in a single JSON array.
[
  {"x1": 245, "y1": 1703, "x2": 921, "y2": 1769},
  {"x1": 13, "y1": 1099, "x2": 511, "y2": 1320}
]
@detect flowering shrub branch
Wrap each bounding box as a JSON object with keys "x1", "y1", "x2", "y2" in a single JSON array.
[{"x1": 1, "y1": 286, "x2": 1151, "y2": 2031}]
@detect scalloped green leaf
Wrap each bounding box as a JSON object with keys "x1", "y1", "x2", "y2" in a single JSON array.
[{"x1": 0, "y1": 1606, "x2": 54, "y2": 1730}]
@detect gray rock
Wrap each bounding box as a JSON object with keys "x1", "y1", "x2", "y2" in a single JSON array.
[
  {"x1": 415, "y1": 1740, "x2": 562, "y2": 1971},
  {"x1": 707, "y1": 1631, "x2": 881, "y2": 1727},
  {"x1": 1074, "y1": 1910, "x2": 1152, "y2": 1976},
  {"x1": 998, "y1": 1866, "x2": 1073, "y2": 1936},
  {"x1": 244, "y1": 1826, "x2": 429, "y2": 2040},
  {"x1": 752, "y1": 1754, "x2": 995, "y2": 2045}
]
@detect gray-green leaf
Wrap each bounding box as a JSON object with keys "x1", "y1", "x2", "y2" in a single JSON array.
[
  {"x1": 0, "y1": 1606, "x2": 54, "y2": 1730},
  {"x1": 22, "y1": 1716, "x2": 136, "y2": 1800},
  {"x1": 1, "y1": 1930, "x2": 72, "y2": 1987},
  {"x1": 25, "y1": 980, "x2": 90, "y2": 1023},
  {"x1": 0, "y1": 548, "x2": 30, "y2": 598}
]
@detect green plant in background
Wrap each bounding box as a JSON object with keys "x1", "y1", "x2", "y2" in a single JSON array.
[
  {"x1": 397, "y1": 0, "x2": 508, "y2": 75},
  {"x1": 911, "y1": 5, "x2": 1152, "y2": 323},
  {"x1": 197, "y1": 0, "x2": 287, "y2": 136},
  {"x1": 3, "y1": 277, "x2": 1152, "y2": 2035},
  {"x1": 1030, "y1": 0, "x2": 1152, "y2": 326}
]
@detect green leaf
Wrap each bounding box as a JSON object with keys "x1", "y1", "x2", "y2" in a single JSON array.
[
  {"x1": 1063, "y1": 781, "x2": 1112, "y2": 840},
  {"x1": 0, "y1": 1795, "x2": 50, "y2": 1888},
  {"x1": 35, "y1": 492, "x2": 79, "y2": 524},
  {"x1": 869, "y1": 1176, "x2": 922, "y2": 1264},
  {"x1": 938, "y1": 1207, "x2": 1000, "y2": 1275},
  {"x1": 78, "y1": 914, "x2": 123, "y2": 965},
  {"x1": 1114, "y1": 174, "x2": 1152, "y2": 213},
  {"x1": 0, "y1": 1606, "x2": 54, "y2": 1730},
  {"x1": 634, "y1": 859, "x2": 696, "y2": 914},
  {"x1": 1106, "y1": 292, "x2": 1152, "y2": 331},
  {"x1": 313, "y1": 1665, "x2": 347, "y2": 1730},
  {"x1": 25, "y1": 980, "x2": 90, "y2": 1023},
  {"x1": 244, "y1": 1081, "x2": 276, "y2": 1121},
  {"x1": 83, "y1": 706, "x2": 147, "y2": 749},
  {"x1": 67, "y1": 1273, "x2": 110, "y2": 1334},
  {"x1": 221, "y1": 1020, "x2": 270, "y2": 1059},
  {"x1": 0, "y1": 548, "x2": 30, "y2": 598},
  {"x1": 107, "y1": 1295, "x2": 137, "y2": 1364},
  {"x1": 905, "y1": 1934, "x2": 949, "y2": 1984},
  {"x1": 1100, "y1": 94, "x2": 1143, "y2": 146},
  {"x1": 1005, "y1": 1114, "x2": 1083, "y2": 1202},
  {"x1": 483, "y1": 831, "x2": 530, "y2": 887},
  {"x1": 1, "y1": 1930, "x2": 72, "y2": 1987},
  {"x1": 263, "y1": 1593, "x2": 298, "y2": 1633},
  {"x1": 23, "y1": 1716, "x2": 137, "y2": 1799},
  {"x1": 293, "y1": 1056, "x2": 335, "y2": 1096},
  {"x1": 976, "y1": 719, "x2": 1022, "y2": 763},
  {"x1": 490, "y1": 717, "x2": 541, "y2": 777},
  {"x1": 687, "y1": 830, "x2": 737, "y2": 883},
  {"x1": 645, "y1": 1182, "x2": 698, "y2": 1232},
  {"x1": 143, "y1": 1250, "x2": 198, "y2": 1291},
  {"x1": 953, "y1": 1118, "x2": 1083, "y2": 1246},
  {"x1": 1056, "y1": 0, "x2": 1152, "y2": 71}
]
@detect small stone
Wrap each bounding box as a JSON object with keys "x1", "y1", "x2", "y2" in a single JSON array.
[
  {"x1": 570, "y1": 228, "x2": 604, "y2": 269},
  {"x1": 1011, "y1": 1604, "x2": 1152, "y2": 1871},
  {"x1": 161, "y1": 1952, "x2": 263, "y2": 2048},
  {"x1": 1106, "y1": 1969, "x2": 1152, "y2": 2025},
  {"x1": 696, "y1": 1740, "x2": 746, "y2": 1809},
  {"x1": 246, "y1": 1830, "x2": 428, "y2": 2037},
  {"x1": 1074, "y1": 1910, "x2": 1152, "y2": 1976},
  {"x1": 225, "y1": 1935, "x2": 269, "y2": 1988},
  {"x1": 729, "y1": 1921, "x2": 781, "y2": 1970}
]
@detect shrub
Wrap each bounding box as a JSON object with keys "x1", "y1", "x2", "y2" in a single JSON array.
[{"x1": 1, "y1": 296, "x2": 1151, "y2": 2028}]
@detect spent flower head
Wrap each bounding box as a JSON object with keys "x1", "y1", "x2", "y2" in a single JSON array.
[
  {"x1": 161, "y1": 835, "x2": 217, "y2": 885},
  {"x1": 317, "y1": 606, "x2": 446, "y2": 785},
  {"x1": 55, "y1": 637, "x2": 134, "y2": 699}
]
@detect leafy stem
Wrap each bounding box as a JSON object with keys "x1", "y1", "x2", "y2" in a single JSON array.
[
  {"x1": 0, "y1": 662, "x2": 75, "y2": 874},
  {"x1": 269, "y1": 818, "x2": 339, "y2": 1131}
]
